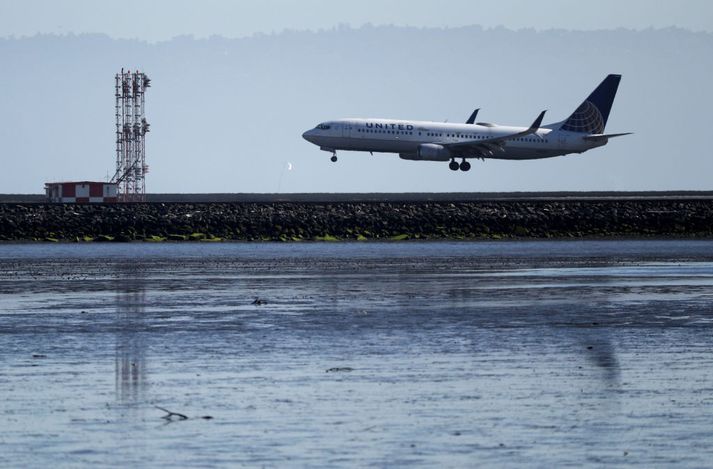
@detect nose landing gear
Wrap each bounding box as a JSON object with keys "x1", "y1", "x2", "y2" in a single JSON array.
[{"x1": 330, "y1": 151, "x2": 338, "y2": 163}]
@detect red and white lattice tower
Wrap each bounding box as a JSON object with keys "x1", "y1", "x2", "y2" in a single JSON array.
[{"x1": 112, "y1": 69, "x2": 150, "y2": 202}]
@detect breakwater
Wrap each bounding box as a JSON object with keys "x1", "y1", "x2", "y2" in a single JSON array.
[{"x1": 1, "y1": 199, "x2": 712, "y2": 242}]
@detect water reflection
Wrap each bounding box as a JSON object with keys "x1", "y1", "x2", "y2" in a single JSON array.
[
  {"x1": 582, "y1": 332, "x2": 621, "y2": 386},
  {"x1": 114, "y1": 268, "x2": 148, "y2": 402}
]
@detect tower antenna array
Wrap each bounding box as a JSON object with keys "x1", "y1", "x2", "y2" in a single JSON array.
[{"x1": 112, "y1": 69, "x2": 150, "y2": 202}]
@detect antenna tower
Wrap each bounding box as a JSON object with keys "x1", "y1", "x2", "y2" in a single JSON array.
[{"x1": 112, "y1": 69, "x2": 150, "y2": 202}]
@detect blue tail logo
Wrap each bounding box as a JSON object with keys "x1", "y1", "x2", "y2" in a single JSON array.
[{"x1": 561, "y1": 75, "x2": 621, "y2": 134}]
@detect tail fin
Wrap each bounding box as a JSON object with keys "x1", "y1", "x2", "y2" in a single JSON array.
[{"x1": 560, "y1": 74, "x2": 621, "y2": 134}]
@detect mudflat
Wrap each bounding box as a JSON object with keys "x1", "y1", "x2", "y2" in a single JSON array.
[{"x1": 1, "y1": 240, "x2": 713, "y2": 467}]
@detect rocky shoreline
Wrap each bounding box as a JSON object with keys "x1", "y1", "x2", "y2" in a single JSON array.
[{"x1": 1, "y1": 200, "x2": 712, "y2": 242}]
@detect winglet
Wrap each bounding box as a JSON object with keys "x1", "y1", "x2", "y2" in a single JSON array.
[
  {"x1": 529, "y1": 110, "x2": 546, "y2": 131},
  {"x1": 466, "y1": 109, "x2": 480, "y2": 125}
]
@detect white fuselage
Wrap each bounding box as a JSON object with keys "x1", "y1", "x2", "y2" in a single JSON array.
[{"x1": 303, "y1": 118, "x2": 607, "y2": 161}]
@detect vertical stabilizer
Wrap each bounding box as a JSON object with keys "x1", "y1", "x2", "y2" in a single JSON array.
[{"x1": 560, "y1": 74, "x2": 621, "y2": 134}]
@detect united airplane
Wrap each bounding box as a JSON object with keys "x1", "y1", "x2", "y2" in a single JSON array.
[{"x1": 302, "y1": 75, "x2": 630, "y2": 172}]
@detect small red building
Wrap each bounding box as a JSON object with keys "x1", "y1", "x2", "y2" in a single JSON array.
[{"x1": 45, "y1": 181, "x2": 118, "y2": 203}]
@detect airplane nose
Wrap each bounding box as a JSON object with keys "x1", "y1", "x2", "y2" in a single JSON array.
[{"x1": 302, "y1": 130, "x2": 316, "y2": 143}]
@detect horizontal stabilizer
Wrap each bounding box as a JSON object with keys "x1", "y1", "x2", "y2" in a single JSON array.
[{"x1": 583, "y1": 132, "x2": 632, "y2": 142}]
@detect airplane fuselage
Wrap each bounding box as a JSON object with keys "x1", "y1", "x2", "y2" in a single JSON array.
[
  {"x1": 303, "y1": 75, "x2": 628, "y2": 171},
  {"x1": 303, "y1": 118, "x2": 606, "y2": 161}
]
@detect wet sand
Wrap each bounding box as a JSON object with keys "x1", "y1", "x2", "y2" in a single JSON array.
[{"x1": 1, "y1": 240, "x2": 713, "y2": 467}]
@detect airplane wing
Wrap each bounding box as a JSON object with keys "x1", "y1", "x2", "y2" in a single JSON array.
[{"x1": 445, "y1": 111, "x2": 547, "y2": 157}]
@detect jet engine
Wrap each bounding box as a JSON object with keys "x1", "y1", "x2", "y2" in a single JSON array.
[{"x1": 400, "y1": 144, "x2": 452, "y2": 161}]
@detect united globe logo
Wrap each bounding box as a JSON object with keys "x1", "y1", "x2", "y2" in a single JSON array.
[{"x1": 561, "y1": 101, "x2": 605, "y2": 134}]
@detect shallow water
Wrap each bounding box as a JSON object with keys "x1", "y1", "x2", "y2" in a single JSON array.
[{"x1": 1, "y1": 240, "x2": 713, "y2": 467}]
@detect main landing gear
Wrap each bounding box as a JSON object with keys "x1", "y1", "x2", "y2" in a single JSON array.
[{"x1": 449, "y1": 158, "x2": 471, "y2": 172}]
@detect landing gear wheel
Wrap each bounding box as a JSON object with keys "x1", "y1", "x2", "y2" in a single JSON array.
[
  {"x1": 460, "y1": 160, "x2": 471, "y2": 172},
  {"x1": 330, "y1": 154, "x2": 338, "y2": 163},
  {"x1": 449, "y1": 159, "x2": 460, "y2": 171}
]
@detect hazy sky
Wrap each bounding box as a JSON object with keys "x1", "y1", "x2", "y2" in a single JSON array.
[
  {"x1": 1, "y1": 1, "x2": 712, "y2": 193},
  {"x1": 1, "y1": 0, "x2": 712, "y2": 40}
]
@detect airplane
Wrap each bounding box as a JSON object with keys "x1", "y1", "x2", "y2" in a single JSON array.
[{"x1": 302, "y1": 74, "x2": 630, "y2": 172}]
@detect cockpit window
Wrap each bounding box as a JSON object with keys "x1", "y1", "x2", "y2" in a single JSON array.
[{"x1": 317, "y1": 124, "x2": 331, "y2": 130}]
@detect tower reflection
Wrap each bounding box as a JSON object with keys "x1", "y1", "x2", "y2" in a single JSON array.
[{"x1": 114, "y1": 268, "x2": 148, "y2": 403}]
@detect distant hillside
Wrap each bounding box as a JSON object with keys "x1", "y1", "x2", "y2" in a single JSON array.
[{"x1": 1, "y1": 26, "x2": 712, "y2": 193}]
